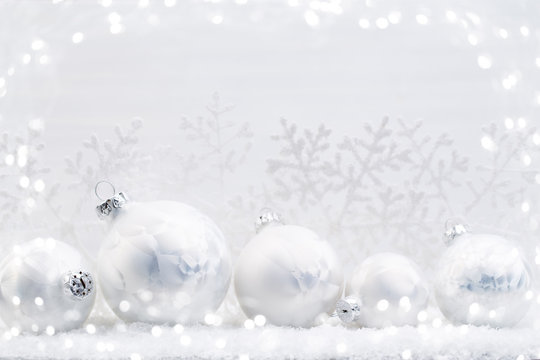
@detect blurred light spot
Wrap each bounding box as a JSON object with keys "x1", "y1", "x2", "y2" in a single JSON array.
[
  {"x1": 17, "y1": 145, "x2": 28, "y2": 168},
  {"x1": 108, "y1": 12, "x2": 121, "y2": 24},
  {"x1": 254, "y1": 314, "x2": 266, "y2": 326},
  {"x1": 211, "y1": 14, "x2": 224, "y2": 25},
  {"x1": 336, "y1": 342, "x2": 347, "y2": 353},
  {"x1": 498, "y1": 28, "x2": 508, "y2": 39},
  {"x1": 164, "y1": 0, "x2": 176, "y2": 7},
  {"x1": 119, "y1": 300, "x2": 130, "y2": 312},
  {"x1": 180, "y1": 335, "x2": 192, "y2": 346},
  {"x1": 388, "y1": 11, "x2": 401, "y2": 24},
  {"x1": 96, "y1": 342, "x2": 106, "y2": 352},
  {"x1": 101, "y1": 0, "x2": 112, "y2": 7},
  {"x1": 174, "y1": 324, "x2": 184, "y2": 333},
  {"x1": 130, "y1": 354, "x2": 142, "y2": 360},
  {"x1": 151, "y1": 326, "x2": 162, "y2": 337},
  {"x1": 526, "y1": 290, "x2": 534, "y2": 300},
  {"x1": 304, "y1": 10, "x2": 319, "y2": 27},
  {"x1": 45, "y1": 326, "x2": 55, "y2": 336},
  {"x1": 86, "y1": 324, "x2": 96, "y2": 334},
  {"x1": 204, "y1": 313, "x2": 216, "y2": 325},
  {"x1": 7, "y1": 67, "x2": 14, "y2": 76},
  {"x1": 432, "y1": 317, "x2": 442, "y2": 328},
  {"x1": 477, "y1": 55, "x2": 491, "y2": 69},
  {"x1": 31, "y1": 324, "x2": 39, "y2": 332},
  {"x1": 399, "y1": 296, "x2": 411, "y2": 312},
  {"x1": 34, "y1": 297, "x2": 44, "y2": 306},
  {"x1": 39, "y1": 55, "x2": 49, "y2": 65},
  {"x1": 377, "y1": 299, "x2": 389, "y2": 311},
  {"x1": 148, "y1": 14, "x2": 160, "y2": 26},
  {"x1": 469, "y1": 302, "x2": 479, "y2": 315},
  {"x1": 0, "y1": 77, "x2": 4, "y2": 88},
  {"x1": 64, "y1": 338, "x2": 73, "y2": 348},
  {"x1": 110, "y1": 23, "x2": 125, "y2": 34},
  {"x1": 22, "y1": 54, "x2": 31, "y2": 64},
  {"x1": 465, "y1": 12, "x2": 480, "y2": 25},
  {"x1": 468, "y1": 34, "x2": 478, "y2": 46},
  {"x1": 401, "y1": 349, "x2": 412, "y2": 360},
  {"x1": 417, "y1": 310, "x2": 427, "y2": 322},
  {"x1": 522, "y1": 153, "x2": 532, "y2": 167},
  {"x1": 517, "y1": 117, "x2": 526, "y2": 128},
  {"x1": 12, "y1": 296, "x2": 20, "y2": 306},
  {"x1": 520, "y1": 26, "x2": 530, "y2": 37},
  {"x1": 445, "y1": 10, "x2": 457, "y2": 22},
  {"x1": 10, "y1": 327, "x2": 20, "y2": 337},
  {"x1": 488, "y1": 310, "x2": 496, "y2": 319},
  {"x1": 481, "y1": 136, "x2": 497, "y2": 152},
  {"x1": 72, "y1": 32, "x2": 84, "y2": 44},
  {"x1": 239, "y1": 354, "x2": 250, "y2": 360},
  {"x1": 416, "y1": 14, "x2": 428, "y2": 25},
  {"x1": 31, "y1": 39, "x2": 45, "y2": 51},
  {"x1": 505, "y1": 117, "x2": 514, "y2": 129},
  {"x1": 138, "y1": 0, "x2": 149, "y2": 7},
  {"x1": 5, "y1": 154, "x2": 14, "y2": 166},
  {"x1": 516, "y1": 355, "x2": 525, "y2": 360},
  {"x1": 376, "y1": 17, "x2": 389, "y2": 29},
  {"x1": 26, "y1": 198, "x2": 36, "y2": 208},
  {"x1": 522, "y1": 202, "x2": 530, "y2": 212},
  {"x1": 358, "y1": 18, "x2": 370, "y2": 29},
  {"x1": 19, "y1": 176, "x2": 30, "y2": 188},
  {"x1": 215, "y1": 338, "x2": 226, "y2": 349},
  {"x1": 288, "y1": 0, "x2": 300, "y2": 6},
  {"x1": 502, "y1": 74, "x2": 518, "y2": 90},
  {"x1": 244, "y1": 319, "x2": 255, "y2": 329}
]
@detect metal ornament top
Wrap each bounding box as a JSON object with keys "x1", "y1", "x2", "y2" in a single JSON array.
[
  {"x1": 443, "y1": 220, "x2": 470, "y2": 246},
  {"x1": 64, "y1": 270, "x2": 94, "y2": 300},
  {"x1": 335, "y1": 297, "x2": 362, "y2": 323},
  {"x1": 255, "y1": 209, "x2": 283, "y2": 233},
  {"x1": 95, "y1": 181, "x2": 128, "y2": 218}
]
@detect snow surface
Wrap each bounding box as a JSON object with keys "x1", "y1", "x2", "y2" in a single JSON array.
[{"x1": 1, "y1": 315, "x2": 539, "y2": 359}]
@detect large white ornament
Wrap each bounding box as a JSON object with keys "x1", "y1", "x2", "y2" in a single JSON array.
[
  {"x1": 234, "y1": 213, "x2": 344, "y2": 327},
  {"x1": 434, "y1": 224, "x2": 533, "y2": 327},
  {"x1": 0, "y1": 238, "x2": 96, "y2": 333},
  {"x1": 336, "y1": 252, "x2": 429, "y2": 328},
  {"x1": 98, "y1": 198, "x2": 232, "y2": 324}
]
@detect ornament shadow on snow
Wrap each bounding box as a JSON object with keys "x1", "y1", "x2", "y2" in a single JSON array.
[
  {"x1": 235, "y1": 208, "x2": 344, "y2": 327},
  {"x1": 94, "y1": 181, "x2": 232, "y2": 325}
]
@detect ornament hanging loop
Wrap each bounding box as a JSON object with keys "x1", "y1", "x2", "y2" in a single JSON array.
[
  {"x1": 95, "y1": 181, "x2": 128, "y2": 219},
  {"x1": 255, "y1": 208, "x2": 283, "y2": 233},
  {"x1": 443, "y1": 218, "x2": 470, "y2": 246}
]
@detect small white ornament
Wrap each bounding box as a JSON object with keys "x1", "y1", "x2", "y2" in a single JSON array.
[
  {"x1": 336, "y1": 252, "x2": 429, "y2": 328},
  {"x1": 0, "y1": 238, "x2": 96, "y2": 333},
  {"x1": 435, "y1": 223, "x2": 533, "y2": 327},
  {"x1": 96, "y1": 182, "x2": 232, "y2": 324},
  {"x1": 234, "y1": 210, "x2": 344, "y2": 327}
]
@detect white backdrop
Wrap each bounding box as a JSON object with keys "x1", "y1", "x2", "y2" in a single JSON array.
[{"x1": 1, "y1": 0, "x2": 540, "y2": 348}]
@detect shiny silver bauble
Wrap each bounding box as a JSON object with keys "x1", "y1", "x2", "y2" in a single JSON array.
[
  {"x1": 342, "y1": 252, "x2": 429, "y2": 328},
  {"x1": 235, "y1": 224, "x2": 344, "y2": 327},
  {"x1": 98, "y1": 201, "x2": 232, "y2": 324},
  {"x1": 435, "y1": 233, "x2": 532, "y2": 327},
  {"x1": 0, "y1": 238, "x2": 96, "y2": 333}
]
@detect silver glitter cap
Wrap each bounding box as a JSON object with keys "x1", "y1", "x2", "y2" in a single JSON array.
[
  {"x1": 95, "y1": 181, "x2": 128, "y2": 218},
  {"x1": 443, "y1": 219, "x2": 470, "y2": 246},
  {"x1": 64, "y1": 271, "x2": 94, "y2": 300},
  {"x1": 335, "y1": 296, "x2": 362, "y2": 323},
  {"x1": 255, "y1": 208, "x2": 284, "y2": 233}
]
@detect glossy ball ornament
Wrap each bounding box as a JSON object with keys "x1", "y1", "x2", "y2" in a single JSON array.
[
  {"x1": 0, "y1": 238, "x2": 96, "y2": 333},
  {"x1": 337, "y1": 252, "x2": 429, "y2": 328},
  {"x1": 234, "y1": 212, "x2": 344, "y2": 327},
  {"x1": 435, "y1": 225, "x2": 533, "y2": 327},
  {"x1": 97, "y1": 197, "x2": 232, "y2": 324}
]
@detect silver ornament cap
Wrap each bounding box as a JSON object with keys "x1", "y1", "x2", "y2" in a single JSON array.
[
  {"x1": 64, "y1": 270, "x2": 94, "y2": 300},
  {"x1": 255, "y1": 208, "x2": 283, "y2": 233},
  {"x1": 335, "y1": 297, "x2": 362, "y2": 323},
  {"x1": 443, "y1": 219, "x2": 470, "y2": 246},
  {"x1": 95, "y1": 181, "x2": 128, "y2": 218}
]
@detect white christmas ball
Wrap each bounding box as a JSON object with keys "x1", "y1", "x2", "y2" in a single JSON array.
[
  {"x1": 344, "y1": 252, "x2": 429, "y2": 328},
  {"x1": 234, "y1": 224, "x2": 344, "y2": 327},
  {"x1": 0, "y1": 238, "x2": 96, "y2": 333},
  {"x1": 98, "y1": 201, "x2": 232, "y2": 324},
  {"x1": 435, "y1": 233, "x2": 532, "y2": 327}
]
